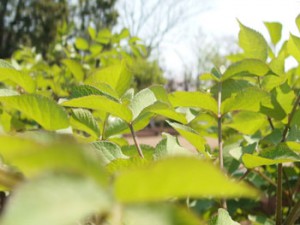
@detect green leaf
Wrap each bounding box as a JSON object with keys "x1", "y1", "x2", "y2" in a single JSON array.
[
  {"x1": 296, "y1": 14, "x2": 300, "y2": 32},
  {"x1": 238, "y1": 21, "x2": 268, "y2": 61},
  {"x1": 129, "y1": 86, "x2": 170, "y2": 120},
  {"x1": 123, "y1": 204, "x2": 203, "y2": 225},
  {"x1": 88, "y1": 26, "x2": 96, "y2": 39},
  {"x1": 222, "y1": 59, "x2": 269, "y2": 81},
  {"x1": 0, "y1": 59, "x2": 14, "y2": 69},
  {"x1": 104, "y1": 113, "x2": 152, "y2": 138},
  {"x1": 154, "y1": 133, "x2": 194, "y2": 159},
  {"x1": 222, "y1": 87, "x2": 270, "y2": 114},
  {"x1": 90, "y1": 141, "x2": 128, "y2": 165},
  {"x1": 118, "y1": 28, "x2": 130, "y2": 39},
  {"x1": 122, "y1": 144, "x2": 154, "y2": 160},
  {"x1": 210, "y1": 208, "x2": 240, "y2": 225},
  {"x1": 0, "y1": 94, "x2": 69, "y2": 130},
  {"x1": 168, "y1": 91, "x2": 218, "y2": 115},
  {"x1": 225, "y1": 111, "x2": 266, "y2": 135},
  {"x1": 264, "y1": 22, "x2": 282, "y2": 46},
  {"x1": 0, "y1": 68, "x2": 36, "y2": 93},
  {"x1": 85, "y1": 61, "x2": 131, "y2": 97},
  {"x1": 167, "y1": 121, "x2": 207, "y2": 155},
  {"x1": 143, "y1": 102, "x2": 187, "y2": 124},
  {"x1": 0, "y1": 174, "x2": 111, "y2": 225},
  {"x1": 96, "y1": 29, "x2": 111, "y2": 44},
  {"x1": 70, "y1": 109, "x2": 100, "y2": 139},
  {"x1": 0, "y1": 135, "x2": 108, "y2": 183},
  {"x1": 211, "y1": 79, "x2": 252, "y2": 101},
  {"x1": 62, "y1": 59, "x2": 84, "y2": 81},
  {"x1": 287, "y1": 33, "x2": 300, "y2": 62},
  {"x1": 70, "y1": 84, "x2": 119, "y2": 102},
  {"x1": 242, "y1": 143, "x2": 300, "y2": 168},
  {"x1": 75, "y1": 37, "x2": 89, "y2": 50},
  {"x1": 61, "y1": 95, "x2": 132, "y2": 123},
  {"x1": 114, "y1": 157, "x2": 259, "y2": 203}
]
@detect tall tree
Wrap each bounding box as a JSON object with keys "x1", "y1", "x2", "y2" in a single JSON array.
[{"x1": 0, "y1": 0, "x2": 118, "y2": 58}]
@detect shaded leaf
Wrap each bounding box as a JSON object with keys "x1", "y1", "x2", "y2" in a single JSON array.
[
  {"x1": 70, "y1": 109, "x2": 100, "y2": 139},
  {"x1": 210, "y1": 208, "x2": 240, "y2": 225},
  {"x1": 70, "y1": 85, "x2": 119, "y2": 102},
  {"x1": 90, "y1": 141, "x2": 128, "y2": 165},
  {"x1": 154, "y1": 133, "x2": 194, "y2": 159},
  {"x1": 167, "y1": 121, "x2": 207, "y2": 155},
  {"x1": 61, "y1": 95, "x2": 132, "y2": 123}
]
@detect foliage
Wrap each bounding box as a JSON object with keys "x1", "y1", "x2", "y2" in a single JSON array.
[
  {"x1": 0, "y1": 0, "x2": 118, "y2": 58},
  {"x1": 129, "y1": 57, "x2": 166, "y2": 91},
  {"x1": 1, "y1": 13, "x2": 300, "y2": 225}
]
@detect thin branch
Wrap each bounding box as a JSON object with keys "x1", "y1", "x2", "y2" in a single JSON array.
[
  {"x1": 276, "y1": 163, "x2": 283, "y2": 225},
  {"x1": 129, "y1": 123, "x2": 144, "y2": 158},
  {"x1": 217, "y1": 80, "x2": 226, "y2": 209},
  {"x1": 284, "y1": 201, "x2": 300, "y2": 225}
]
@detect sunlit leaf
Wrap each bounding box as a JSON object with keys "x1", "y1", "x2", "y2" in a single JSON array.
[
  {"x1": 225, "y1": 111, "x2": 266, "y2": 135},
  {"x1": 0, "y1": 68, "x2": 35, "y2": 93},
  {"x1": 242, "y1": 143, "x2": 300, "y2": 168},
  {"x1": 62, "y1": 59, "x2": 84, "y2": 81},
  {"x1": 75, "y1": 37, "x2": 89, "y2": 50},
  {"x1": 123, "y1": 204, "x2": 203, "y2": 225},
  {"x1": 85, "y1": 61, "x2": 132, "y2": 97},
  {"x1": 296, "y1": 14, "x2": 300, "y2": 33},
  {"x1": 210, "y1": 208, "x2": 240, "y2": 225},
  {"x1": 222, "y1": 59, "x2": 269, "y2": 81},
  {"x1": 222, "y1": 87, "x2": 270, "y2": 114},
  {"x1": 287, "y1": 33, "x2": 300, "y2": 62},
  {"x1": 0, "y1": 135, "x2": 108, "y2": 183},
  {"x1": 115, "y1": 157, "x2": 259, "y2": 203},
  {"x1": 264, "y1": 22, "x2": 282, "y2": 46},
  {"x1": 238, "y1": 21, "x2": 268, "y2": 61},
  {"x1": 70, "y1": 108, "x2": 100, "y2": 139},
  {"x1": 0, "y1": 174, "x2": 111, "y2": 225},
  {"x1": 168, "y1": 91, "x2": 218, "y2": 115},
  {"x1": 167, "y1": 121, "x2": 207, "y2": 154},
  {"x1": 0, "y1": 94, "x2": 69, "y2": 130},
  {"x1": 61, "y1": 95, "x2": 132, "y2": 123},
  {"x1": 143, "y1": 102, "x2": 187, "y2": 124}
]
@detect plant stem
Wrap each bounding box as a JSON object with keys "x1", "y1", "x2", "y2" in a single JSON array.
[
  {"x1": 101, "y1": 113, "x2": 109, "y2": 140},
  {"x1": 129, "y1": 123, "x2": 144, "y2": 158},
  {"x1": 276, "y1": 163, "x2": 283, "y2": 225},
  {"x1": 278, "y1": 92, "x2": 300, "y2": 225},
  {"x1": 284, "y1": 201, "x2": 300, "y2": 225},
  {"x1": 217, "y1": 81, "x2": 227, "y2": 209}
]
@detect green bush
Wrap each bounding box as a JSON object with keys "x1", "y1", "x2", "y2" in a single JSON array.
[{"x1": 0, "y1": 15, "x2": 300, "y2": 225}]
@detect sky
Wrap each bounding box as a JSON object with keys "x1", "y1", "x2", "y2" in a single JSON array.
[{"x1": 155, "y1": 0, "x2": 300, "y2": 79}]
